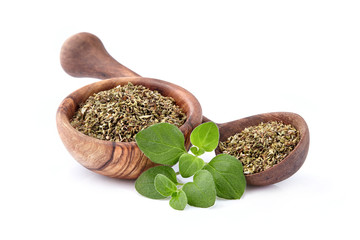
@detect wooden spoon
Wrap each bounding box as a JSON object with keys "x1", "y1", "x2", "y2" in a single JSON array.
[
  {"x1": 203, "y1": 114, "x2": 309, "y2": 186},
  {"x1": 57, "y1": 32, "x2": 202, "y2": 179},
  {"x1": 58, "y1": 32, "x2": 310, "y2": 186}
]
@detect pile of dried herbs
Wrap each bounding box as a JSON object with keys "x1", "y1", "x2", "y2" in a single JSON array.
[
  {"x1": 219, "y1": 121, "x2": 300, "y2": 174},
  {"x1": 70, "y1": 82, "x2": 187, "y2": 142}
]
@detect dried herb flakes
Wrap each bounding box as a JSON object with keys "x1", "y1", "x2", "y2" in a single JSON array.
[
  {"x1": 70, "y1": 82, "x2": 186, "y2": 142},
  {"x1": 219, "y1": 121, "x2": 300, "y2": 174}
]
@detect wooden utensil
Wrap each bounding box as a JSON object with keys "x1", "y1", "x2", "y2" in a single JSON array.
[
  {"x1": 203, "y1": 113, "x2": 309, "y2": 186},
  {"x1": 58, "y1": 32, "x2": 309, "y2": 185},
  {"x1": 57, "y1": 32, "x2": 202, "y2": 179}
]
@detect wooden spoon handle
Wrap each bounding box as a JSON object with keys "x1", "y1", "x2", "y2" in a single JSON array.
[
  {"x1": 60, "y1": 32, "x2": 140, "y2": 79},
  {"x1": 201, "y1": 116, "x2": 212, "y2": 123}
]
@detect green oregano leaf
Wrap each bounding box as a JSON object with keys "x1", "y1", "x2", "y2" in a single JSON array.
[
  {"x1": 154, "y1": 174, "x2": 178, "y2": 197},
  {"x1": 135, "y1": 123, "x2": 187, "y2": 165},
  {"x1": 169, "y1": 190, "x2": 187, "y2": 210},
  {"x1": 190, "y1": 146, "x2": 205, "y2": 156},
  {"x1": 203, "y1": 154, "x2": 246, "y2": 199},
  {"x1": 135, "y1": 166, "x2": 177, "y2": 199},
  {"x1": 190, "y1": 122, "x2": 219, "y2": 152},
  {"x1": 179, "y1": 153, "x2": 205, "y2": 178},
  {"x1": 135, "y1": 121, "x2": 247, "y2": 210},
  {"x1": 182, "y1": 170, "x2": 216, "y2": 208}
]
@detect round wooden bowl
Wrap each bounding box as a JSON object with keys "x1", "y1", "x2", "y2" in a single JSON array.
[{"x1": 57, "y1": 33, "x2": 202, "y2": 179}]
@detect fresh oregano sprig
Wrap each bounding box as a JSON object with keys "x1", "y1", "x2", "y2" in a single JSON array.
[{"x1": 135, "y1": 122, "x2": 246, "y2": 210}]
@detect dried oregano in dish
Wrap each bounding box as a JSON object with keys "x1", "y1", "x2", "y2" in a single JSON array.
[
  {"x1": 70, "y1": 82, "x2": 187, "y2": 142},
  {"x1": 219, "y1": 121, "x2": 300, "y2": 174}
]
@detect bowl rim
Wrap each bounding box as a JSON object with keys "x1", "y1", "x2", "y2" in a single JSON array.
[{"x1": 56, "y1": 76, "x2": 203, "y2": 147}]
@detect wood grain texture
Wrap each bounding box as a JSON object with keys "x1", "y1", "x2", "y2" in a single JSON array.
[
  {"x1": 57, "y1": 33, "x2": 202, "y2": 179},
  {"x1": 57, "y1": 77, "x2": 202, "y2": 179},
  {"x1": 60, "y1": 32, "x2": 140, "y2": 79},
  {"x1": 211, "y1": 112, "x2": 310, "y2": 186}
]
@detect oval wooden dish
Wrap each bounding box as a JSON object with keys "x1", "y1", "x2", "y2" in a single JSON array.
[
  {"x1": 57, "y1": 33, "x2": 202, "y2": 179},
  {"x1": 208, "y1": 112, "x2": 310, "y2": 186}
]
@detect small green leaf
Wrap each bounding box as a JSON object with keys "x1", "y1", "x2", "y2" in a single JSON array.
[
  {"x1": 190, "y1": 122, "x2": 219, "y2": 152},
  {"x1": 179, "y1": 153, "x2": 205, "y2": 178},
  {"x1": 169, "y1": 190, "x2": 187, "y2": 210},
  {"x1": 135, "y1": 166, "x2": 177, "y2": 199},
  {"x1": 190, "y1": 146, "x2": 205, "y2": 156},
  {"x1": 154, "y1": 174, "x2": 178, "y2": 197},
  {"x1": 203, "y1": 154, "x2": 246, "y2": 199},
  {"x1": 182, "y1": 170, "x2": 216, "y2": 208},
  {"x1": 135, "y1": 123, "x2": 186, "y2": 165}
]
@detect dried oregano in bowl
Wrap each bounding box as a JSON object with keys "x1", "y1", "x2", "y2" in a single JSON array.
[
  {"x1": 70, "y1": 82, "x2": 187, "y2": 142},
  {"x1": 219, "y1": 121, "x2": 300, "y2": 175}
]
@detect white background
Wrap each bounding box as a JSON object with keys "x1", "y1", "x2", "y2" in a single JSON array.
[{"x1": 1, "y1": 0, "x2": 359, "y2": 239}]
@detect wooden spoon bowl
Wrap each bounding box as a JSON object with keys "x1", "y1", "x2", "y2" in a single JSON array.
[
  {"x1": 207, "y1": 112, "x2": 310, "y2": 186},
  {"x1": 57, "y1": 33, "x2": 202, "y2": 179}
]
